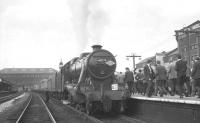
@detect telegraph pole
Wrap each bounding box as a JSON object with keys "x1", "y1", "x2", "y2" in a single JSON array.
[{"x1": 126, "y1": 54, "x2": 141, "y2": 70}]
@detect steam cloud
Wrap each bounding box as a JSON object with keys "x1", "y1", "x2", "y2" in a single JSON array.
[{"x1": 68, "y1": 0, "x2": 109, "y2": 51}]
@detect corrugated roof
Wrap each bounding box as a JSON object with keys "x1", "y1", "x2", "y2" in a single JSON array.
[
  {"x1": 0, "y1": 68, "x2": 57, "y2": 74},
  {"x1": 137, "y1": 56, "x2": 155, "y2": 64},
  {"x1": 165, "y1": 48, "x2": 178, "y2": 56},
  {"x1": 0, "y1": 77, "x2": 14, "y2": 85}
]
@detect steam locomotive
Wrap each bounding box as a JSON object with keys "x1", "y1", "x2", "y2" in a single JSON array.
[{"x1": 57, "y1": 45, "x2": 129, "y2": 114}]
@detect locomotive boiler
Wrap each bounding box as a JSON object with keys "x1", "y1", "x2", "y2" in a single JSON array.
[{"x1": 60, "y1": 45, "x2": 128, "y2": 114}]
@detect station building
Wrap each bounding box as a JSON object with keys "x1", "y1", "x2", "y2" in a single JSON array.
[
  {"x1": 175, "y1": 20, "x2": 200, "y2": 67},
  {"x1": 163, "y1": 48, "x2": 178, "y2": 63},
  {"x1": 136, "y1": 48, "x2": 178, "y2": 70},
  {"x1": 0, "y1": 68, "x2": 57, "y2": 91},
  {"x1": 136, "y1": 56, "x2": 155, "y2": 69},
  {"x1": 136, "y1": 51, "x2": 167, "y2": 69}
]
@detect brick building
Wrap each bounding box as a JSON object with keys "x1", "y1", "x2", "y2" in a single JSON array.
[
  {"x1": 163, "y1": 48, "x2": 178, "y2": 63},
  {"x1": 136, "y1": 49, "x2": 178, "y2": 69},
  {"x1": 136, "y1": 56, "x2": 155, "y2": 69},
  {"x1": 0, "y1": 68, "x2": 57, "y2": 91},
  {"x1": 175, "y1": 20, "x2": 200, "y2": 67},
  {"x1": 155, "y1": 52, "x2": 166, "y2": 65},
  {"x1": 136, "y1": 51, "x2": 167, "y2": 69}
]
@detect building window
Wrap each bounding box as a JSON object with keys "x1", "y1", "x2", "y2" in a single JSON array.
[
  {"x1": 191, "y1": 45, "x2": 194, "y2": 49},
  {"x1": 191, "y1": 55, "x2": 199, "y2": 60},
  {"x1": 195, "y1": 44, "x2": 198, "y2": 49},
  {"x1": 191, "y1": 44, "x2": 198, "y2": 49},
  {"x1": 183, "y1": 47, "x2": 187, "y2": 52},
  {"x1": 191, "y1": 56, "x2": 194, "y2": 60}
]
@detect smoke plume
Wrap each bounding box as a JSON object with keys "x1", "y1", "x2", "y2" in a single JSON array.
[{"x1": 68, "y1": 0, "x2": 109, "y2": 51}]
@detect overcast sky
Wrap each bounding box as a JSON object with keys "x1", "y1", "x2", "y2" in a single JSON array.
[{"x1": 0, "y1": 0, "x2": 200, "y2": 71}]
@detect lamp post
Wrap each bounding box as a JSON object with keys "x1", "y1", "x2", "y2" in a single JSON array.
[{"x1": 59, "y1": 59, "x2": 63, "y2": 92}]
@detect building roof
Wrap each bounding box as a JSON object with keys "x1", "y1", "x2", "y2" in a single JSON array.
[
  {"x1": 184, "y1": 20, "x2": 200, "y2": 29},
  {"x1": 0, "y1": 77, "x2": 14, "y2": 86},
  {"x1": 0, "y1": 68, "x2": 57, "y2": 74},
  {"x1": 156, "y1": 51, "x2": 166, "y2": 55},
  {"x1": 137, "y1": 56, "x2": 155, "y2": 64},
  {"x1": 136, "y1": 48, "x2": 177, "y2": 66},
  {"x1": 165, "y1": 48, "x2": 178, "y2": 56},
  {"x1": 179, "y1": 20, "x2": 200, "y2": 31}
]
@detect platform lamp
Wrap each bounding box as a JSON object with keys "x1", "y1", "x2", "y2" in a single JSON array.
[
  {"x1": 59, "y1": 59, "x2": 63, "y2": 70},
  {"x1": 59, "y1": 59, "x2": 63, "y2": 93}
]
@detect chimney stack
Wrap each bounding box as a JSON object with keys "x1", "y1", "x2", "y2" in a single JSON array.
[{"x1": 91, "y1": 45, "x2": 102, "y2": 51}]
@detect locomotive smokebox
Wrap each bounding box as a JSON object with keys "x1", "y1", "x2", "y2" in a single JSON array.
[{"x1": 92, "y1": 45, "x2": 102, "y2": 51}]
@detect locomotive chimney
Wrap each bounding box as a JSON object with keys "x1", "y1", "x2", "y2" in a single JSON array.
[{"x1": 92, "y1": 44, "x2": 102, "y2": 51}]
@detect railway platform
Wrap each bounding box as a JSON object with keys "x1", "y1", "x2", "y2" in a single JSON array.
[
  {"x1": 127, "y1": 94, "x2": 200, "y2": 123},
  {"x1": 0, "y1": 92, "x2": 29, "y2": 122}
]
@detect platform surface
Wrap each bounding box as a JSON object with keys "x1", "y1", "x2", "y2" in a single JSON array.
[{"x1": 131, "y1": 94, "x2": 200, "y2": 105}]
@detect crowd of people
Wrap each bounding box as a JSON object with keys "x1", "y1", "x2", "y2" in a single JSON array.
[{"x1": 116, "y1": 54, "x2": 200, "y2": 99}]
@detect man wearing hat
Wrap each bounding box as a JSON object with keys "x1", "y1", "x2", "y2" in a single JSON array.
[
  {"x1": 175, "y1": 54, "x2": 187, "y2": 98},
  {"x1": 191, "y1": 57, "x2": 200, "y2": 98},
  {"x1": 143, "y1": 59, "x2": 155, "y2": 97},
  {"x1": 168, "y1": 59, "x2": 177, "y2": 96},
  {"x1": 124, "y1": 67, "x2": 134, "y2": 94},
  {"x1": 155, "y1": 60, "x2": 167, "y2": 97}
]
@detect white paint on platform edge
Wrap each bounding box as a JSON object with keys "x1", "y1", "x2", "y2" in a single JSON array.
[{"x1": 131, "y1": 95, "x2": 200, "y2": 105}]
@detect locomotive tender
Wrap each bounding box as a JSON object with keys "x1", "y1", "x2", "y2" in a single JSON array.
[{"x1": 58, "y1": 45, "x2": 128, "y2": 114}]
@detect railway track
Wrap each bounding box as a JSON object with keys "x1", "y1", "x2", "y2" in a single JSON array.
[
  {"x1": 0, "y1": 93, "x2": 21, "y2": 104},
  {"x1": 33, "y1": 93, "x2": 147, "y2": 123},
  {"x1": 0, "y1": 91, "x2": 13, "y2": 97},
  {"x1": 117, "y1": 115, "x2": 147, "y2": 123},
  {"x1": 50, "y1": 96, "x2": 146, "y2": 123},
  {"x1": 16, "y1": 93, "x2": 56, "y2": 123},
  {"x1": 48, "y1": 96, "x2": 102, "y2": 123},
  {"x1": 93, "y1": 112, "x2": 146, "y2": 123}
]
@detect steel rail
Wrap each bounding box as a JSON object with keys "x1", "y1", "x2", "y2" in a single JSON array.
[
  {"x1": 51, "y1": 97, "x2": 103, "y2": 123},
  {"x1": 0, "y1": 95, "x2": 14, "y2": 100},
  {"x1": 16, "y1": 93, "x2": 32, "y2": 123},
  {"x1": 38, "y1": 94, "x2": 57, "y2": 123},
  {"x1": 119, "y1": 115, "x2": 147, "y2": 123},
  {"x1": 0, "y1": 93, "x2": 19, "y2": 100}
]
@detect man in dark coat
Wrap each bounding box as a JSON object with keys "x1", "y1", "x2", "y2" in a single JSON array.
[
  {"x1": 143, "y1": 59, "x2": 155, "y2": 97},
  {"x1": 175, "y1": 54, "x2": 187, "y2": 98},
  {"x1": 168, "y1": 60, "x2": 177, "y2": 96},
  {"x1": 135, "y1": 69, "x2": 144, "y2": 94},
  {"x1": 191, "y1": 57, "x2": 200, "y2": 98},
  {"x1": 155, "y1": 61, "x2": 167, "y2": 97},
  {"x1": 124, "y1": 67, "x2": 134, "y2": 94},
  {"x1": 45, "y1": 90, "x2": 50, "y2": 102}
]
